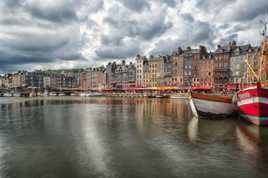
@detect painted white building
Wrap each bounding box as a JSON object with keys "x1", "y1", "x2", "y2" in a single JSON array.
[{"x1": 135, "y1": 55, "x2": 147, "y2": 88}]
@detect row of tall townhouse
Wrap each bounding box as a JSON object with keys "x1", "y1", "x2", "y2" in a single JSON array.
[
  {"x1": 136, "y1": 46, "x2": 208, "y2": 88},
  {"x1": 79, "y1": 66, "x2": 106, "y2": 90},
  {"x1": 1, "y1": 41, "x2": 267, "y2": 91},
  {"x1": 0, "y1": 72, "x2": 26, "y2": 89},
  {"x1": 135, "y1": 41, "x2": 266, "y2": 89},
  {"x1": 0, "y1": 70, "x2": 80, "y2": 90},
  {"x1": 106, "y1": 60, "x2": 136, "y2": 89}
]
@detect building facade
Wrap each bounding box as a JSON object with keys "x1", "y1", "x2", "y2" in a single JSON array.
[
  {"x1": 106, "y1": 60, "x2": 136, "y2": 89},
  {"x1": 196, "y1": 53, "x2": 214, "y2": 87},
  {"x1": 230, "y1": 44, "x2": 253, "y2": 84},
  {"x1": 135, "y1": 55, "x2": 147, "y2": 88},
  {"x1": 163, "y1": 55, "x2": 172, "y2": 86},
  {"x1": 213, "y1": 42, "x2": 236, "y2": 89},
  {"x1": 171, "y1": 48, "x2": 184, "y2": 86},
  {"x1": 25, "y1": 71, "x2": 44, "y2": 89}
]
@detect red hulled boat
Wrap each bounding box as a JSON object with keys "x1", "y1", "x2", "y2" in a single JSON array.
[
  {"x1": 237, "y1": 83, "x2": 268, "y2": 125},
  {"x1": 237, "y1": 24, "x2": 268, "y2": 126}
]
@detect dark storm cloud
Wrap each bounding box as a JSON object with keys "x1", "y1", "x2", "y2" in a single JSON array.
[
  {"x1": 150, "y1": 38, "x2": 182, "y2": 55},
  {"x1": 0, "y1": 28, "x2": 81, "y2": 63},
  {"x1": 160, "y1": 0, "x2": 178, "y2": 7},
  {"x1": 217, "y1": 34, "x2": 238, "y2": 46},
  {"x1": 180, "y1": 13, "x2": 215, "y2": 46},
  {"x1": 1, "y1": 0, "x2": 79, "y2": 23},
  {"x1": 180, "y1": 13, "x2": 194, "y2": 22},
  {"x1": 0, "y1": 0, "x2": 83, "y2": 72},
  {"x1": 102, "y1": 4, "x2": 172, "y2": 41},
  {"x1": 25, "y1": 3, "x2": 78, "y2": 23},
  {"x1": 116, "y1": 0, "x2": 150, "y2": 12},
  {"x1": 228, "y1": 0, "x2": 268, "y2": 22},
  {"x1": 95, "y1": 42, "x2": 141, "y2": 59},
  {"x1": 150, "y1": 12, "x2": 215, "y2": 55},
  {"x1": 196, "y1": 0, "x2": 235, "y2": 13},
  {"x1": 96, "y1": 3, "x2": 172, "y2": 59},
  {"x1": 196, "y1": 0, "x2": 268, "y2": 22}
]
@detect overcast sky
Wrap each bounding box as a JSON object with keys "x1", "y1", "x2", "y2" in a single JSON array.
[{"x1": 0, "y1": 0, "x2": 268, "y2": 73}]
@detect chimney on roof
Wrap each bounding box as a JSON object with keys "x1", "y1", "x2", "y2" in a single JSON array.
[{"x1": 178, "y1": 47, "x2": 183, "y2": 54}]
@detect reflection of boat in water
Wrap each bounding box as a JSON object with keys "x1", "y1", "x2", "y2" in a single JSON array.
[
  {"x1": 187, "y1": 116, "x2": 236, "y2": 143},
  {"x1": 236, "y1": 122, "x2": 268, "y2": 159},
  {"x1": 187, "y1": 117, "x2": 199, "y2": 142},
  {"x1": 236, "y1": 123, "x2": 260, "y2": 155},
  {"x1": 189, "y1": 92, "x2": 236, "y2": 118}
]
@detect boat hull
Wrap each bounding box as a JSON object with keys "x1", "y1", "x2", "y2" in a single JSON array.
[
  {"x1": 237, "y1": 86, "x2": 268, "y2": 126},
  {"x1": 190, "y1": 93, "x2": 235, "y2": 118},
  {"x1": 191, "y1": 98, "x2": 235, "y2": 118}
]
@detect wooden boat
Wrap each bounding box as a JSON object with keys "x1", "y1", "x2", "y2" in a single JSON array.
[
  {"x1": 189, "y1": 92, "x2": 236, "y2": 118},
  {"x1": 236, "y1": 23, "x2": 268, "y2": 126},
  {"x1": 155, "y1": 94, "x2": 169, "y2": 98}
]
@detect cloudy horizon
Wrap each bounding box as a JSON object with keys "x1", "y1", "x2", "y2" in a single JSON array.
[{"x1": 0, "y1": 0, "x2": 268, "y2": 73}]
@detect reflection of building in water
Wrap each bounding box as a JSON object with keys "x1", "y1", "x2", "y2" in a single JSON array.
[
  {"x1": 141, "y1": 99, "x2": 191, "y2": 126},
  {"x1": 144, "y1": 99, "x2": 189, "y2": 120},
  {"x1": 135, "y1": 99, "x2": 146, "y2": 133},
  {"x1": 0, "y1": 100, "x2": 46, "y2": 129},
  {"x1": 170, "y1": 99, "x2": 191, "y2": 120}
]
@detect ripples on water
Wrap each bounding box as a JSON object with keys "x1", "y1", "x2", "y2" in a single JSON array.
[{"x1": 0, "y1": 97, "x2": 268, "y2": 178}]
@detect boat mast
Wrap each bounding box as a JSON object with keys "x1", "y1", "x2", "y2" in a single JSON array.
[{"x1": 259, "y1": 22, "x2": 268, "y2": 81}]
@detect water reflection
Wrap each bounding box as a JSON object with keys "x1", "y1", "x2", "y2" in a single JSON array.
[
  {"x1": 187, "y1": 117, "x2": 199, "y2": 142},
  {"x1": 236, "y1": 122, "x2": 268, "y2": 169},
  {"x1": 0, "y1": 97, "x2": 268, "y2": 178}
]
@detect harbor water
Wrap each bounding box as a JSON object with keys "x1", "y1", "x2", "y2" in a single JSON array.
[{"x1": 0, "y1": 97, "x2": 268, "y2": 178}]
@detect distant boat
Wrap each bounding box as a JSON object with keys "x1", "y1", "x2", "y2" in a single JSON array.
[
  {"x1": 13, "y1": 93, "x2": 21, "y2": 97},
  {"x1": 71, "y1": 93, "x2": 79, "y2": 96},
  {"x1": 3, "y1": 93, "x2": 12, "y2": 97},
  {"x1": 87, "y1": 92, "x2": 103, "y2": 97},
  {"x1": 170, "y1": 93, "x2": 188, "y2": 99},
  {"x1": 155, "y1": 94, "x2": 169, "y2": 98},
  {"x1": 49, "y1": 92, "x2": 57, "y2": 96},
  {"x1": 189, "y1": 92, "x2": 236, "y2": 118},
  {"x1": 43, "y1": 91, "x2": 49, "y2": 97},
  {"x1": 80, "y1": 92, "x2": 103, "y2": 97}
]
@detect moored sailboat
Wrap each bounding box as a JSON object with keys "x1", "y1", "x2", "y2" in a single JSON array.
[{"x1": 189, "y1": 92, "x2": 236, "y2": 118}]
